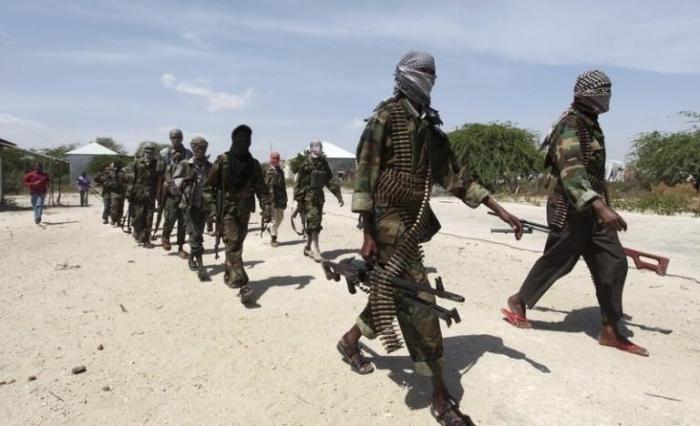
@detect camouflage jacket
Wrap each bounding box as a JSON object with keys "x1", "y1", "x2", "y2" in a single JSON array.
[
  {"x1": 293, "y1": 155, "x2": 342, "y2": 204},
  {"x1": 206, "y1": 153, "x2": 271, "y2": 215},
  {"x1": 178, "y1": 157, "x2": 213, "y2": 211},
  {"x1": 161, "y1": 146, "x2": 193, "y2": 197},
  {"x1": 101, "y1": 166, "x2": 129, "y2": 197},
  {"x1": 265, "y1": 165, "x2": 288, "y2": 209},
  {"x1": 545, "y1": 108, "x2": 606, "y2": 211},
  {"x1": 352, "y1": 96, "x2": 490, "y2": 244},
  {"x1": 126, "y1": 158, "x2": 160, "y2": 203}
]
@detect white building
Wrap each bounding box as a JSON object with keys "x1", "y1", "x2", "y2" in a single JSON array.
[
  {"x1": 284, "y1": 141, "x2": 356, "y2": 179},
  {"x1": 65, "y1": 142, "x2": 119, "y2": 183}
]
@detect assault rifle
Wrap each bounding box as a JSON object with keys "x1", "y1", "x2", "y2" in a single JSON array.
[
  {"x1": 87, "y1": 184, "x2": 104, "y2": 199},
  {"x1": 322, "y1": 258, "x2": 464, "y2": 326},
  {"x1": 487, "y1": 211, "x2": 670, "y2": 276}
]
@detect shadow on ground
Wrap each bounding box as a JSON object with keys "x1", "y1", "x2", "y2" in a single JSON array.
[
  {"x1": 529, "y1": 306, "x2": 673, "y2": 340},
  {"x1": 206, "y1": 260, "x2": 264, "y2": 278},
  {"x1": 245, "y1": 274, "x2": 315, "y2": 308},
  {"x1": 360, "y1": 334, "x2": 550, "y2": 410}
]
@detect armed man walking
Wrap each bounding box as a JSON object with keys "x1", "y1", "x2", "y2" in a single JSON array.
[
  {"x1": 179, "y1": 137, "x2": 213, "y2": 280},
  {"x1": 293, "y1": 141, "x2": 343, "y2": 262},
  {"x1": 265, "y1": 151, "x2": 288, "y2": 247},
  {"x1": 103, "y1": 160, "x2": 128, "y2": 226},
  {"x1": 126, "y1": 144, "x2": 160, "y2": 248},
  {"x1": 207, "y1": 125, "x2": 272, "y2": 304},
  {"x1": 338, "y1": 50, "x2": 523, "y2": 426},
  {"x1": 501, "y1": 70, "x2": 649, "y2": 357},
  {"x1": 160, "y1": 128, "x2": 193, "y2": 258},
  {"x1": 94, "y1": 165, "x2": 112, "y2": 224}
]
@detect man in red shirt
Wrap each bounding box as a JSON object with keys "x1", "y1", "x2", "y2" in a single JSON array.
[{"x1": 22, "y1": 163, "x2": 50, "y2": 224}]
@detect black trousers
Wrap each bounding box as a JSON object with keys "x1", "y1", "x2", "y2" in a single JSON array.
[{"x1": 518, "y1": 208, "x2": 627, "y2": 324}]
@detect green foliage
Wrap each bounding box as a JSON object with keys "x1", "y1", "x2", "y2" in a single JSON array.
[
  {"x1": 1, "y1": 148, "x2": 33, "y2": 194},
  {"x1": 86, "y1": 155, "x2": 121, "y2": 176},
  {"x1": 612, "y1": 184, "x2": 699, "y2": 216},
  {"x1": 38, "y1": 143, "x2": 78, "y2": 159},
  {"x1": 94, "y1": 137, "x2": 128, "y2": 155},
  {"x1": 628, "y1": 129, "x2": 700, "y2": 189},
  {"x1": 447, "y1": 122, "x2": 544, "y2": 192},
  {"x1": 287, "y1": 152, "x2": 306, "y2": 174}
]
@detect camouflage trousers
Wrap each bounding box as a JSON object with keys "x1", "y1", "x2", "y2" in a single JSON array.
[
  {"x1": 131, "y1": 200, "x2": 155, "y2": 243},
  {"x1": 185, "y1": 206, "x2": 206, "y2": 257},
  {"x1": 357, "y1": 242, "x2": 444, "y2": 377},
  {"x1": 222, "y1": 205, "x2": 251, "y2": 288},
  {"x1": 162, "y1": 194, "x2": 186, "y2": 245},
  {"x1": 304, "y1": 192, "x2": 324, "y2": 233},
  {"x1": 518, "y1": 208, "x2": 627, "y2": 324},
  {"x1": 110, "y1": 194, "x2": 125, "y2": 225}
]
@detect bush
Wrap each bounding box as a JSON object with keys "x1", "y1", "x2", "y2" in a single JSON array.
[
  {"x1": 612, "y1": 184, "x2": 699, "y2": 215},
  {"x1": 447, "y1": 122, "x2": 544, "y2": 192}
]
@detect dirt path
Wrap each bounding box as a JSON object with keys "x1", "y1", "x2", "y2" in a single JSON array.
[{"x1": 0, "y1": 193, "x2": 698, "y2": 425}]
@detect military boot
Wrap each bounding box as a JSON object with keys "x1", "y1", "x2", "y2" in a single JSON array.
[
  {"x1": 310, "y1": 232, "x2": 322, "y2": 263},
  {"x1": 271, "y1": 235, "x2": 279, "y2": 247}
]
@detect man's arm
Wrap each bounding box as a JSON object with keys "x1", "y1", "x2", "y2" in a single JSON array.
[
  {"x1": 324, "y1": 161, "x2": 343, "y2": 206},
  {"x1": 353, "y1": 111, "x2": 388, "y2": 260},
  {"x1": 252, "y1": 162, "x2": 272, "y2": 219}
]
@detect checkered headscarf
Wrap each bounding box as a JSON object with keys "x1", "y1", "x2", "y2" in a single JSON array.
[
  {"x1": 394, "y1": 50, "x2": 436, "y2": 107},
  {"x1": 573, "y1": 70, "x2": 612, "y2": 114}
]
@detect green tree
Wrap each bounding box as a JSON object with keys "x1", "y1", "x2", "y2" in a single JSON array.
[
  {"x1": 447, "y1": 122, "x2": 544, "y2": 192},
  {"x1": 94, "y1": 137, "x2": 128, "y2": 155},
  {"x1": 629, "y1": 129, "x2": 700, "y2": 191},
  {"x1": 287, "y1": 152, "x2": 306, "y2": 174}
]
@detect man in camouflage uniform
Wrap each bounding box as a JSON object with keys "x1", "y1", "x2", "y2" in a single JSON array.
[
  {"x1": 104, "y1": 160, "x2": 128, "y2": 226},
  {"x1": 207, "y1": 125, "x2": 272, "y2": 304},
  {"x1": 177, "y1": 137, "x2": 213, "y2": 278},
  {"x1": 339, "y1": 51, "x2": 523, "y2": 426},
  {"x1": 265, "y1": 151, "x2": 288, "y2": 247},
  {"x1": 160, "y1": 129, "x2": 193, "y2": 257},
  {"x1": 293, "y1": 141, "x2": 344, "y2": 262},
  {"x1": 503, "y1": 70, "x2": 648, "y2": 357},
  {"x1": 94, "y1": 165, "x2": 112, "y2": 224},
  {"x1": 126, "y1": 143, "x2": 160, "y2": 248}
]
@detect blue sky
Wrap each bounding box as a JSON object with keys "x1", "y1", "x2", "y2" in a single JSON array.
[{"x1": 1, "y1": 0, "x2": 699, "y2": 161}]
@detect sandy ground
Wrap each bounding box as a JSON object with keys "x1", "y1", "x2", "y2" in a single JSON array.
[{"x1": 0, "y1": 191, "x2": 699, "y2": 426}]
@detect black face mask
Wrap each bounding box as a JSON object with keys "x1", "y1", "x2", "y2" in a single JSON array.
[{"x1": 228, "y1": 125, "x2": 255, "y2": 189}]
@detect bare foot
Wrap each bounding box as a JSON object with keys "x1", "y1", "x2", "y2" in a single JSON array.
[
  {"x1": 598, "y1": 324, "x2": 649, "y2": 357},
  {"x1": 502, "y1": 295, "x2": 531, "y2": 328}
]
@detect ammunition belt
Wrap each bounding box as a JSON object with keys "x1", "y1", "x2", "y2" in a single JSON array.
[
  {"x1": 369, "y1": 137, "x2": 433, "y2": 353},
  {"x1": 375, "y1": 169, "x2": 425, "y2": 207},
  {"x1": 551, "y1": 116, "x2": 610, "y2": 231},
  {"x1": 387, "y1": 101, "x2": 413, "y2": 173}
]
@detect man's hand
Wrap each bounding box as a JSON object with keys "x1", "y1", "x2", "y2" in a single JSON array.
[
  {"x1": 338, "y1": 198, "x2": 344, "y2": 208},
  {"x1": 592, "y1": 199, "x2": 627, "y2": 232},
  {"x1": 483, "y1": 196, "x2": 523, "y2": 240},
  {"x1": 360, "y1": 234, "x2": 378, "y2": 262}
]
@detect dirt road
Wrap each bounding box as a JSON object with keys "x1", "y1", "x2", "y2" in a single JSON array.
[{"x1": 1, "y1": 193, "x2": 698, "y2": 425}]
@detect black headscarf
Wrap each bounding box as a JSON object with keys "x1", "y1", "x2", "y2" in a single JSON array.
[{"x1": 228, "y1": 125, "x2": 255, "y2": 189}]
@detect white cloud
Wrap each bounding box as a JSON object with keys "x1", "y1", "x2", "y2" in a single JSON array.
[
  {"x1": 0, "y1": 113, "x2": 46, "y2": 128},
  {"x1": 181, "y1": 31, "x2": 211, "y2": 50},
  {"x1": 160, "y1": 73, "x2": 253, "y2": 111}
]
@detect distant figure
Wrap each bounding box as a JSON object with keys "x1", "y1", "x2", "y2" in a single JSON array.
[
  {"x1": 76, "y1": 172, "x2": 91, "y2": 206},
  {"x1": 265, "y1": 151, "x2": 288, "y2": 247},
  {"x1": 22, "y1": 162, "x2": 50, "y2": 224}
]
